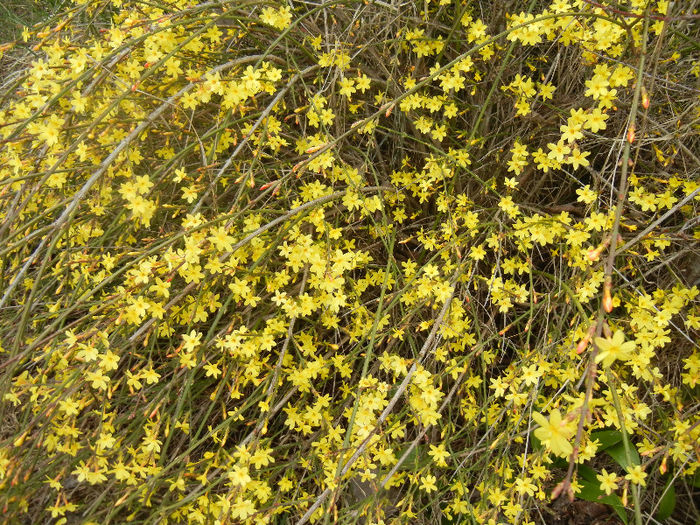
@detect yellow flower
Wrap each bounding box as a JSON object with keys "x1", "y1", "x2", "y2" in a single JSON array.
[
  {"x1": 230, "y1": 497, "x2": 256, "y2": 520},
  {"x1": 59, "y1": 398, "x2": 80, "y2": 416},
  {"x1": 71, "y1": 461, "x2": 91, "y2": 482},
  {"x1": 596, "y1": 469, "x2": 619, "y2": 495},
  {"x1": 203, "y1": 362, "x2": 221, "y2": 378},
  {"x1": 182, "y1": 330, "x2": 202, "y2": 352},
  {"x1": 585, "y1": 107, "x2": 608, "y2": 133},
  {"x1": 420, "y1": 474, "x2": 438, "y2": 493},
  {"x1": 428, "y1": 444, "x2": 450, "y2": 467},
  {"x1": 86, "y1": 371, "x2": 109, "y2": 390},
  {"x1": 355, "y1": 73, "x2": 371, "y2": 93},
  {"x1": 259, "y1": 6, "x2": 292, "y2": 30},
  {"x1": 624, "y1": 465, "x2": 647, "y2": 486},
  {"x1": 179, "y1": 351, "x2": 198, "y2": 369},
  {"x1": 141, "y1": 367, "x2": 161, "y2": 385},
  {"x1": 470, "y1": 244, "x2": 486, "y2": 261},
  {"x1": 547, "y1": 140, "x2": 571, "y2": 162},
  {"x1": 567, "y1": 149, "x2": 590, "y2": 170},
  {"x1": 228, "y1": 465, "x2": 251, "y2": 487},
  {"x1": 182, "y1": 184, "x2": 199, "y2": 203},
  {"x1": 594, "y1": 330, "x2": 636, "y2": 368},
  {"x1": 99, "y1": 351, "x2": 120, "y2": 372},
  {"x1": 207, "y1": 226, "x2": 234, "y2": 252},
  {"x1": 576, "y1": 185, "x2": 597, "y2": 205},
  {"x1": 532, "y1": 409, "x2": 575, "y2": 458},
  {"x1": 584, "y1": 75, "x2": 610, "y2": 99},
  {"x1": 338, "y1": 77, "x2": 356, "y2": 99},
  {"x1": 38, "y1": 115, "x2": 65, "y2": 146}
]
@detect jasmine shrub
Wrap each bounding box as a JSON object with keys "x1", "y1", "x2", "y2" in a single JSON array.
[{"x1": 0, "y1": 1, "x2": 699, "y2": 524}]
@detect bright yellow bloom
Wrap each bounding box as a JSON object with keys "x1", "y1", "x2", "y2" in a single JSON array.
[
  {"x1": 429, "y1": 444, "x2": 450, "y2": 467},
  {"x1": 576, "y1": 185, "x2": 597, "y2": 204},
  {"x1": 532, "y1": 409, "x2": 575, "y2": 458},
  {"x1": 259, "y1": 6, "x2": 292, "y2": 30},
  {"x1": 228, "y1": 465, "x2": 251, "y2": 487},
  {"x1": 625, "y1": 465, "x2": 647, "y2": 486},
  {"x1": 420, "y1": 474, "x2": 438, "y2": 493},
  {"x1": 338, "y1": 77, "x2": 356, "y2": 99},
  {"x1": 594, "y1": 330, "x2": 636, "y2": 368},
  {"x1": 568, "y1": 148, "x2": 590, "y2": 170},
  {"x1": 182, "y1": 330, "x2": 202, "y2": 352},
  {"x1": 596, "y1": 469, "x2": 619, "y2": 495}
]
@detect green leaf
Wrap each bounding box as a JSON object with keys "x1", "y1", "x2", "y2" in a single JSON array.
[
  {"x1": 602, "y1": 495, "x2": 629, "y2": 525},
  {"x1": 577, "y1": 464, "x2": 598, "y2": 483},
  {"x1": 606, "y1": 442, "x2": 640, "y2": 471},
  {"x1": 395, "y1": 444, "x2": 426, "y2": 470},
  {"x1": 590, "y1": 430, "x2": 623, "y2": 450},
  {"x1": 655, "y1": 477, "x2": 676, "y2": 521},
  {"x1": 577, "y1": 477, "x2": 604, "y2": 501},
  {"x1": 577, "y1": 478, "x2": 628, "y2": 525}
]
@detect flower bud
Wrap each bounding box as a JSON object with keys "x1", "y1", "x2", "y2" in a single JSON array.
[
  {"x1": 576, "y1": 335, "x2": 590, "y2": 354},
  {"x1": 603, "y1": 281, "x2": 613, "y2": 313}
]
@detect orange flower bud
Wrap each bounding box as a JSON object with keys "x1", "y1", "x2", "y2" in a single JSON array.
[
  {"x1": 576, "y1": 335, "x2": 590, "y2": 354},
  {"x1": 603, "y1": 281, "x2": 613, "y2": 313},
  {"x1": 550, "y1": 480, "x2": 567, "y2": 501},
  {"x1": 587, "y1": 246, "x2": 603, "y2": 261}
]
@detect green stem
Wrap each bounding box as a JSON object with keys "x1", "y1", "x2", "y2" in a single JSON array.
[{"x1": 604, "y1": 366, "x2": 643, "y2": 525}]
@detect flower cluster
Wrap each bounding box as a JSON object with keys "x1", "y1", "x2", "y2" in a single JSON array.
[{"x1": 0, "y1": 0, "x2": 698, "y2": 524}]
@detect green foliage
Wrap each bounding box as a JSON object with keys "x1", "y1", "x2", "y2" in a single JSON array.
[
  {"x1": 654, "y1": 476, "x2": 676, "y2": 521},
  {"x1": 0, "y1": 1, "x2": 699, "y2": 524},
  {"x1": 0, "y1": 0, "x2": 66, "y2": 43},
  {"x1": 577, "y1": 466, "x2": 628, "y2": 524}
]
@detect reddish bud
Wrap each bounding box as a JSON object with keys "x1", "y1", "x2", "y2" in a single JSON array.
[
  {"x1": 587, "y1": 246, "x2": 603, "y2": 261},
  {"x1": 551, "y1": 480, "x2": 566, "y2": 500},
  {"x1": 603, "y1": 280, "x2": 613, "y2": 313},
  {"x1": 576, "y1": 335, "x2": 590, "y2": 354},
  {"x1": 148, "y1": 401, "x2": 162, "y2": 419}
]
